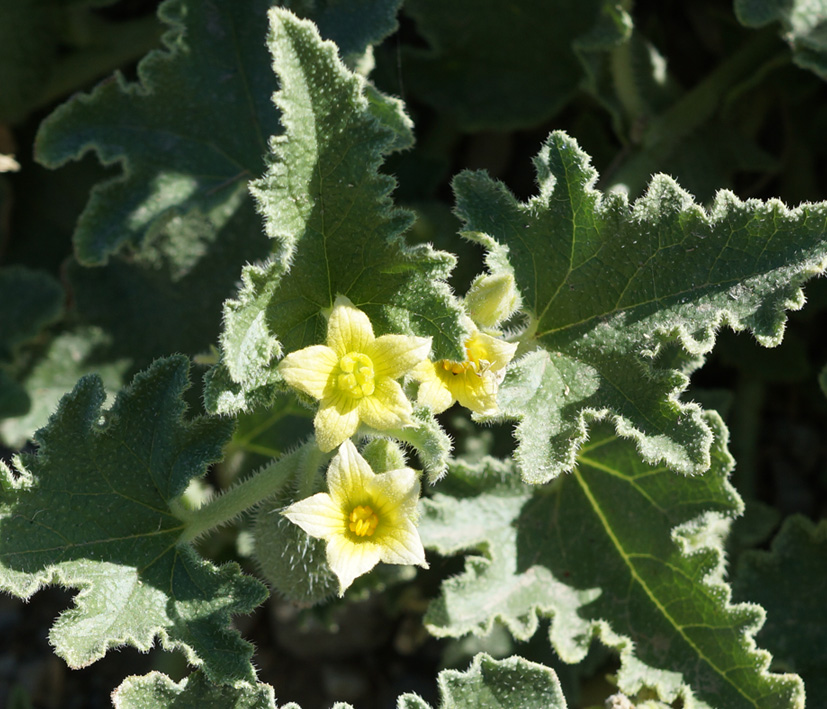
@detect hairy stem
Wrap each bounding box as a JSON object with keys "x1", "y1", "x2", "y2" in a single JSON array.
[{"x1": 177, "y1": 445, "x2": 305, "y2": 544}]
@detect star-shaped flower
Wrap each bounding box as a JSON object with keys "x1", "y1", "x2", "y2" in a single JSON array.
[
  {"x1": 412, "y1": 326, "x2": 518, "y2": 416},
  {"x1": 282, "y1": 440, "x2": 428, "y2": 594},
  {"x1": 278, "y1": 295, "x2": 432, "y2": 451}
]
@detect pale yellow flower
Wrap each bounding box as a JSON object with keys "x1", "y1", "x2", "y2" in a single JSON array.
[
  {"x1": 278, "y1": 295, "x2": 431, "y2": 451},
  {"x1": 413, "y1": 327, "x2": 517, "y2": 416},
  {"x1": 282, "y1": 440, "x2": 428, "y2": 594}
]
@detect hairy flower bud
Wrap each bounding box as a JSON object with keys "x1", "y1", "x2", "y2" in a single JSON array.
[{"x1": 464, "y1": 272, "x2": 520, "y2": 329}]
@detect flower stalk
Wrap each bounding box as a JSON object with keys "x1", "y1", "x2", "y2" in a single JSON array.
[{"x1": 175, "y1": 441, "x2": 328, "y2": 544}]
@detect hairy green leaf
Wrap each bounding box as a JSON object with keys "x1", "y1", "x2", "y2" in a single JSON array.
[
  {"x1": 0, "y1": 0, "x2": 157, "y2": 123},
  {"x1": 422, "y1": 414, "x2": 805, "y2": 708},
  {"x1": 735, "y1": 0, "x2": 827, "y2": 80},
  {"x1": 35, "y1": 0, "x2": 409, "y2": 266},
  {"x1": 0, "y1": 356, "x2": 266, "y2": 683},
  {"x1": 401, "y1": 0, "x2": 614, "y2": 131},
  {"x1": 205, "y1": 9, "x2": 465, "y2": 414},
  {"x1": 398, "y1": 653, "x2": 567, "y2": 709},
  {"x1": 456, "y1": 131, "x2": 827, "y2": 481},
  {"x1": 112, "y1": 671, "x2": 276, "y2": 709},
  {"x1": 733, "y1": 515, "x2": 827, "y2": 705},
  {"x1": 35, "y1": 0, "x2": 278, "y2": 265}
]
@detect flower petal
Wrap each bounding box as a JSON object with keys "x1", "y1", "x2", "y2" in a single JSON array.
[
  {"x1": 326, "y1": 534, "x2": 382, "y2": 595},
  {"x1": 282, "y1": 492, "x2": 346, "y2": 539},
  {"x1": 468, "y1": 330, "x2": 518, "y2": 373},
  {"x1": 412, "y1": 360, "x2": 454, "y2": 414},
  {"x1": 453, "y1": 371, "x2": 499, "y2": 415},
  {"x1": 377, "y1": 518, "x2": 428, "y2": 568},
  {"x1": 278, "y1": 345, "x2": 337, "y2": 399},
  {"x1": 326, "y1": 295, "x2": 374, "y2": 356},
  {"x1": 367, "y1": 334, "x2": 432, "y2": 379},
  {"x1": 366, "y1": 467, "x2": 421, "y2": 522},
  {"x1": 327, "y1": 440, "x2": 374, "y2": 509},
  {"x1": 358, "y1": 377, "x2": 413, "y2": 431},
  {"x1": 315, "y1": 393, "x2": 360, "y2": 452}
]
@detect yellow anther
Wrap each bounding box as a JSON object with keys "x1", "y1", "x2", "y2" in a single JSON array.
[
  {"x1": 348, "y1": 505, "x2": 379, "y2": 537},
  {"x1": 337, "y1": 352, "x2": 375, "y2": 397}
]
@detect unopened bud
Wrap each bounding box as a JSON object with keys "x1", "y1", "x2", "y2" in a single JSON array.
[
  {"x1": 361, "y1": 438, "x2": 407, "y2": 473},
  {"x1": 465, "y1": 272, "x2": 520, "y2": 329}
]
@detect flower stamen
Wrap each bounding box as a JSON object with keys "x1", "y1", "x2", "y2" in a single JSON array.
[
  {"x1": 348, "y1": 504, "x2": 379, "y2": 537},
  {"x1": 338, "y1": 352, "x2": 375, "y2": 397}
]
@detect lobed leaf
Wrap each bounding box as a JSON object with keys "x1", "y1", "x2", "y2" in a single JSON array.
[
  {"x1": 421, "y1": 414, "x2": 805, "y2": 708},
  {"x1": 456, "y1": 131, "x2": 827, "y2": 481},
  {"x1": 733, "y1": 515, "x2": 827, "y2": 705},
  {"x1": 112, "y1": 671, "x2": 276, "y2": 709},
  {"x1": 398, "y1": 653, "x2": 567, "y2": 709},
  {"x1": 282, "y1": 0, "x2": 403, "y2": 62},
  {"x1": 206, "y1": 9, "x2": 465, "y2": 414},
  {"x1": 35, "y1": 0, "x2": 411, "y2": 266},
  {"x1": 0, "y1": 356, "x2": 266, "y2": 684}
]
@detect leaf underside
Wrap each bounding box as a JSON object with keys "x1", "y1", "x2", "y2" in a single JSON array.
[{"x1": 205, "y1": 9, "x2": 465, "y2": 415}]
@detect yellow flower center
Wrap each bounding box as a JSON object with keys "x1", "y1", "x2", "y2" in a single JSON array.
[
  {"x1": 337, "y1": 352, "x2": 375, "y2": 397},
  {"x1": 348, "y1": 505, "x2": 379, "y2": 537},
  {"x1": 438, "y1": 335, "x2": 491, "y2": 377}
]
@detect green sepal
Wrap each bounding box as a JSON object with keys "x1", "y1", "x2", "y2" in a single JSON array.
[
  {"x1": 421, "y1": 414, "x2": 805, "y2": 708},
  {"x1": 206, "y1": 9, "x2": 465, "y2": 413},
  {"x1": 457, "y1": 130, "x2": 827, "y2": 481},
  {"x1": 377, "y1": 405, "x2": 452, "y2": 482},
  {"x1": 0, "y1": 356, "x2": 266, "y2": 684}
]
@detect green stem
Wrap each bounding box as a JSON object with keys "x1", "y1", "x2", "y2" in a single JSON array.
[
  {"x1": 297, "y1": 444, "x2": 331, "y2": 499},
  {"x1": 610, "y1": 34, "x2": 647, "y2": 129},
  {"x1": 605, "y1": 28, "x2": 782, "y2": 195},
  {"x1": 177, "y1": 446, "x2": 305, "y2": 544}
]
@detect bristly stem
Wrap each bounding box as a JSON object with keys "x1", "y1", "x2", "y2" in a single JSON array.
[{"x1": 176, "y1": 443, "x2": 307, "y2": 543}]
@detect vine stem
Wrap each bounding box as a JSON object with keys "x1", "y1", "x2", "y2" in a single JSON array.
[{"x1": 176, "y1": 441, "x2": 329, "y2": 544}]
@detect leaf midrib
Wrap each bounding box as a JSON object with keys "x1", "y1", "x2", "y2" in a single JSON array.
[{"x1": 573, "y1": 460, "x2": 760, "y2": 707}]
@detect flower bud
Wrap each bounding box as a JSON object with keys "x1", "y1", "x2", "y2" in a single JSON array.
[
  {"x1": 361, "y1": 438, "x2": 408, "y2": 473},
  {"x1": 464, "y1": 272, "x2": 520, "y2": 329}
]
